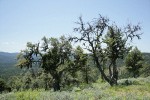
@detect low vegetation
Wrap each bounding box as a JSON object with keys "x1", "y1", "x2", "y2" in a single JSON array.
[{"x1": 0, "y1": 76, "x2": 150, "y2": 100}]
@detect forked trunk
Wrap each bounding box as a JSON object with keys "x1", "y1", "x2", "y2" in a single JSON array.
[
  {"x1": 94, "y1": 55, "x2": 118, "y2": 86},
  {"x1": 94, "y1": 56, "x2": 110, "y2": 84}
]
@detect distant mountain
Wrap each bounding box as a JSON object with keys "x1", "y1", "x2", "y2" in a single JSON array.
[
  {"x1": 0, "y1": 52, "x2": 40, "y2": 81},
  {"x1": 0, "y1": 52, "x2": 21, "y2": 80},
  {"x1": 0, "y1": 52, "x2": 18, "y2": 63}
]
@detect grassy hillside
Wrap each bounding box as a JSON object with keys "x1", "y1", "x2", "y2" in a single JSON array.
[{"x1": 0, "y1": 76, "x2": 150, "y2": 100}]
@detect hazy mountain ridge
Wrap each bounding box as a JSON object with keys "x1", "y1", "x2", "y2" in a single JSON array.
[
  {"x1": 0, "y1": 52, "x2": 18, "y2": 63},
  {"x1": 0, "y1": 52, "x2": 20, "y2": 80}
]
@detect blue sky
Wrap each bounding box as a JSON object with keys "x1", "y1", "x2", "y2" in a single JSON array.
[{"x1": 0, "y1": 0, "x2": 150, "y2": 53}]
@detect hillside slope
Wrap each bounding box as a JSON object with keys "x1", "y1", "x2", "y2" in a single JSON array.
[{"x1": 0, "y1": 52, "x2": 21, "y2": 80}]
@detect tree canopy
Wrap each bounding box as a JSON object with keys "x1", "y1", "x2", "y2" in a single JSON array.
[
  {"x1": 125, "y1": 47, "x2": 144, "y2": 78},
  {"x1": 70, "y1": 15, "x2": 142, "y2": 86}
]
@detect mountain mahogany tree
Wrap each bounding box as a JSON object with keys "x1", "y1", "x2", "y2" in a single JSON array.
[
  {"x1": 63, "y1": 46, "x2": 89, "y2": 85},
  {"x1": 103, "y1": 26, "x2": 132, "y2": 85},
  {"x1": 73, "y1": 46, "x2": 89, "y2": 84},
  {"x1": 125, "y1": 47, "x2": 144, "y2": 78},
  {"x1": 17, "y1": 36, "x2": 72, "y2": 91},
  {"x1": 70, "y1": 15, "x2": 142, "y2": 86}
]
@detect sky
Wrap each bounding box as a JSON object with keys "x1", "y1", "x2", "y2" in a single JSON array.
[{"x1": 0, "y1": 0, "x2": 150, "y2": 53}]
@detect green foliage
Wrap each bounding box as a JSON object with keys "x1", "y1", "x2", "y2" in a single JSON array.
[
  {"x1": 71, "y1": 46, "x2": 90, "y2": 83},
  {"x1": 141, "y1": 63, "x2": 150, "y2": 77},
  {"x1": 16, "y1": 35, "x2": 102, "y2": 91},
  {"x1": 125, "y1": 47, "x2": 144, "y2": 78},
  {"x1": 0, "y1": 78, "x2": 11, "y2": 93},
  {"x1": 140, "y1": 53, "x2": 150, "y2": 77},
  {"x1": 104, "y1": 26, "x2": 127, "y2": 59},
  {"x1": 6, "y1": 68, "x2": 53, "y2": 91},
  {"x1": 103, "y1": 26, "x2": 128, "y2": 85},
  {"x1": 0, "y1": 78, "x2": 6, "y2": 93},
  {"x1": 16, "y1": 36, "x2": 73, "y2": 91}
]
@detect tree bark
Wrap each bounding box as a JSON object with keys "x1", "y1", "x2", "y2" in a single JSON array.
[
  {"x1": 112, "y1": 60, "x2": 118, "y2": 85},
  {"x1": 50, "y1": 70, "x2": 61, "y2": 91},
  {"x1": 53, "y1": 79, "x2": 60, "y2": 91},
  {"x1": 93, "y1": 56, "x2": 111, "y2": 85}
]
